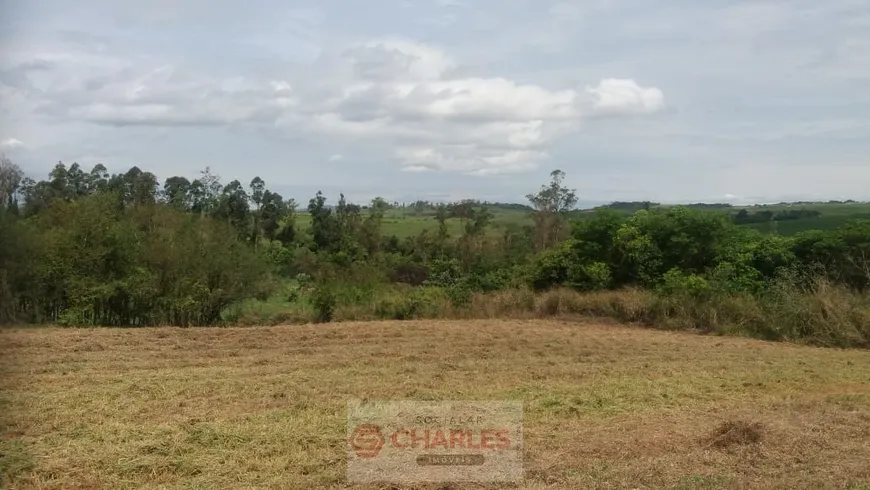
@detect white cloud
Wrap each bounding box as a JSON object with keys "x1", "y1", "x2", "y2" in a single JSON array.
[
  {"x1": 586, "y1": 79, "x2": 665, "y2": 115},
  {"x1": 395, "y1": 146, "x2": 546, "y2": 175},
  {"x1": 0, "y1": 138, "x2": 24, "y2": 149},
  {"x1": 10, "y1": 59, "x2": 300, "y2": 127},
  {"x1": 329, "y1": 153, "x2": 343, "y2": 161},
  {"x1": 437, "y1": 0, "x2": 467, "y2": 8},
  {"x1": 394, "y1": 78, "x2": 578, "y2": 121},
  {"x1": 270, "y1": 81, "x2": 293, "y2": 93},
  {"x1": 1, "y1": 24, "x2": 666, "y2": 178},
  {"x1": 341, "y1": 39, "x2": 455, "y2": 81},
  {"x1": 306, "y1": 40, "x2": 665, "y2": 175}
]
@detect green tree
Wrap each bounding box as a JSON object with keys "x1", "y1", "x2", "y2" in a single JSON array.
[
  {"x1": 308, "y1": 191, "x2": 338, "y2": 251},
  {"x1": 0, "y1": 154, "x2": 23, "y2": 210},
  {"x1": 571, "y1": 209, "x2": 624, "y2": 265},
  {"x1": 361, "y1": 197, "x2": 388, "y2": 255},
  {"x1": 190, "y1": 167, "x2": 223, "y2": 216},
  {"x1": 87, "y1": 164, "x2": 110, "y2": 194},
  {"x1": 163, "y1": 176, "x2": 192, "y2": 210},
  {"x1": 526, "y1": 169, "x2": 578, "y2": 251},
  {"x1": 48, "y1": 162, "x2": 72, "y2": 201},
  {"x1": 217, "y1": 180, "x2": 250, "y2": 240},
  {"x1": 262, "y1": 191, "x2": 293, "y2": 243},
  {"x1": 249, "y1": 176, "x2": 266, "y2": 247},
  {"x1": 66, "y1": 163, "x2": 89, "y2": 198}
]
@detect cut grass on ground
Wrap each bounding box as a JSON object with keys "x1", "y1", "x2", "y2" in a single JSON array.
[{"x1": 2, "y1": 319, "x2": 870, "y2": 489}]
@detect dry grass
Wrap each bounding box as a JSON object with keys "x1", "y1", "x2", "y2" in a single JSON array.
[
  {"x1": 2, "y1": 319, "x2": 870, "y2": 489},
  {"x1": 244, "y1": 282, "x2": 870, "y2": 348},
  {"x1": 702, "y1": 420, "x2": 765, "y2": 449}
]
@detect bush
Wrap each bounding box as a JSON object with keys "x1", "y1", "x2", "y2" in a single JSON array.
[
  {"x1": 388, "y1": 261, "x2": 429, "y2": 286},
  {"x1": 474, "y1": 268, "x2": 514, "y2": 292},
  {"x1": 445, "y1": 281, "x2": 473, "y2": 307},
  {"x1": 295, "y1": 273, "x2": 313, "y2": 288},
  {"x1": 656, "y1": 268, "x2": 712, "y2": 300},
  {"x1": 529, "y1": 240, "x2": 574, "y2": 290},
  {"x1": 287, "y1": 285, "x2": 301, "y2": 303},
  {"x1": 566, "y1": 261, "x2": 612, "y2": 291},
  {"x1": 374, "y1": 294, "x2": 423, "y2": 320},
  {"x1": 708, "y1": 261, "x2": 765, "y2": 295},
  {"x1": 262, "y1": 240, "x2": 296, "y2": 276},
  {"x1": 426, "y1": 258, "x2": 463, "y2": 287},
  {"x1": 311, "y1": 286, "x2": 336, "y2": 323}
]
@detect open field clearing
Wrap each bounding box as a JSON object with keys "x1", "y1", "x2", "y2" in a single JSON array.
[{"x1": 2, "y1": 320, "x2": 870, "y2": 489}]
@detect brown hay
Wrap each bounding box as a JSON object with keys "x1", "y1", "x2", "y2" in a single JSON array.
[{"x1": 704, "y1": 420, "x2": 765, "y2": 449}]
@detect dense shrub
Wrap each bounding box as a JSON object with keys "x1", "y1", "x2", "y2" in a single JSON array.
[
  {"x1": 529, "y1": 240, "x2": 575, "y2": 290},
  {"x1": 707, "y1": 261, "x2": 765, "y2": 295},
  {"x1": 426, "y1": 258, "x2": 464, "y2": 287},
  {"x1": 311, "y1": 286, "x2": 336, "y2": 323},
  {"x1": 566, "y1": 261, "x2": 612, "y2": 291},
  {"x1": 445, "y1": 281, "x2": 473, "y2": 307},
  {"x1": 657, "y1": 269, "x2": 713, "y2": 300},
  {"x1": 386, "y1": 254, "x2": 430, "y2": 285},
  {"x1": 5, "y1": 195, "x2": 270, "y2": 326}
]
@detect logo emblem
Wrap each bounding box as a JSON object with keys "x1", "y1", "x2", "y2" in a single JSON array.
[{"x1": 349, "y1": 424, "x2": 385, "y2": 458}]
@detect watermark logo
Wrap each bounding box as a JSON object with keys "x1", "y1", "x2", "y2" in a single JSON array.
[
  {"x1": 349, "y1": 424, "x2": 385, "y2": 458},
  {"x1": 347, "y1": 400, "x2": 523, "y2": 484}
]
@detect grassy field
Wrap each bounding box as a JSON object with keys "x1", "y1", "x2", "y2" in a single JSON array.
[
  {"x1": 2, "y1": 320, "x2": 870, "y2": 489},
  {"x1": 741, "y1": 213, "x2": 870, "y2": 235},
  {"x1": 732, "y1": 203, "x2": 870, "y2": 216},
  {"x1": 296, "y1": 207, "x2": 533, "y2": 239},
  {"x1": 293, "y1": 202, "x2": 870, "y2": 238}
]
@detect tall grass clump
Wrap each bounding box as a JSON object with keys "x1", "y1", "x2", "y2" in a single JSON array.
[
  {"x1": 647, "y1": 268, "x2": 870, "y2": 347},
  {"x1": 369, "y1": 286, "x2": 450, "y2": 320},
  {"x1": 533, "y1": 288, "x2": 654, "y2": 322},
  {"x1": 223, "y1": 271, "x2": 869, "y2": 348},
  {"x1": 755, "y1": 277, "x2": 870, "y2": 347}
]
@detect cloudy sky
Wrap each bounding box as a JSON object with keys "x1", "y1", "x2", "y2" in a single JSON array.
[{"x1": 1, "y1": 0, "x2": 868, "y2": 206}]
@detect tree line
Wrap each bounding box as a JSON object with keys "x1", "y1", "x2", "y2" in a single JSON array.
[{"x1": 1, "y1": 156, "x2": 868, "y2": 335}]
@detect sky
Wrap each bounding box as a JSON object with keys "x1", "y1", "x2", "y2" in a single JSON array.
[{"x1": 1, "y1": 0, "x2": 868, "y2": 207}]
